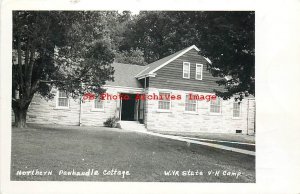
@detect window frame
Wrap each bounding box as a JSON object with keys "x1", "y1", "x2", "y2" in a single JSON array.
[
  {"x1": 157, "y1": 91, "x2": 172, "y2": 112},
  {"x1": 56, "y1": 90, "x2": 69, "y2": 109},
  {"x1": 232, "y1": 101, "x2": 242, "y2": 119},
  {"x1": 91, "y1": 97, "x2": 105, "y2": 112},
  {"x1": 182, "y1": 62, "x2": 190, "y2": 79},
  {"x1": 209, "y1": 97, "x2": 222, "y2": 115},
  {"x1": 184, "y1": 94, "x2": 197, "y2": 113},
  {"x1": 195, "y1": 63, "x2": 203, "y2": 80}
]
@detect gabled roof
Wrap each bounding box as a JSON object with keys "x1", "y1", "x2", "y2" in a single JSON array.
[
  {"x1": 135, "y1": 45, "x2": 210, "y2": 79},
  {"x1": 106, "y1": 45, "x2": 211, "y2": 88},
  {"x1": 106, "y1": 62, "x2": 146, "y2": 88}
]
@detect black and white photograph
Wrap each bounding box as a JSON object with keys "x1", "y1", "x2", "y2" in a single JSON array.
[
  {"x1": 1, "y1": 0, "x2": 300, "y2": 193},
  {"x1": 10, "y1": 10, "x2": 255, "y2": 182}
]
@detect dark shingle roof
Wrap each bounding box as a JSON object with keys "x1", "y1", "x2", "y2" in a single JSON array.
[{"x1": 106, "y1": 62, "x2": 146, "y2": 88}]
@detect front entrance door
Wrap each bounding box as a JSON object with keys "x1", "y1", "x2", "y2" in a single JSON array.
[{"x1": 121, "y1": 93, "x2": 136, "y2": 121}]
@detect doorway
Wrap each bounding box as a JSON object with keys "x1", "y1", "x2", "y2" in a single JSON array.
[{"x1": 121, "y1": 93, "x2": 136, "y2": 121}]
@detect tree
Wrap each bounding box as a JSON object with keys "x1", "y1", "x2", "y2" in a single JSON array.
[
  {"x1": 12, "y1": 11, "x2": 115, "y2": 128},
  {"x1": 120, "y1": 11, "x2": 255, "y2": 100},
  {"x1": 120, "y1": 11, "x2": 204, "y2": 63},
  {"x1": 114, "y1": 48, "x2": 147, "y2": 65},
  {"x1": 199, "y1": 12, "x2": 255, "y2": 100}
]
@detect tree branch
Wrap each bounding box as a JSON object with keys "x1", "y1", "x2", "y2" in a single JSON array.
[{"x1": 39, "y1": 80, "x2": 63, "y2": 83}]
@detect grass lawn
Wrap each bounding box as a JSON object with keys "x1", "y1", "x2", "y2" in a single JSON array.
[{"x1": 11, "y1": 124, "x2": 255, "y2": 182}]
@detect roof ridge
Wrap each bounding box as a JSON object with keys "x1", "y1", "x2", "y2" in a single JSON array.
[{"x1": 145, "y1": 45, "x2": 194, "y2": 67}]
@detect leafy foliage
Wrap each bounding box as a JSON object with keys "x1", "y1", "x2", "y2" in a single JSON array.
[
  {"x1": 103, "y1": 116, "x2": 119, "y2": 128},
  {"x1": 114, "y1": 48, "x2": 147, "y2": 65},
  {"x1": 199, "y1": 12, "x2": 255, "y2": 100},
  {"x1": 12, "y1": 11, "x2": 116, "y2": 127}
]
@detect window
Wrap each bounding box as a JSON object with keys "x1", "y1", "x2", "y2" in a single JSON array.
[
  {"x1": 94, "y1": 98, "x2": 104, "y2": 110},
  {"x1": 233, "y1": 102, "x2": 241, "y2": 118},
  {"x1": 195, "y1": 64, "x2": 203, "y2": 80},
  {"x1": 185, "y1": 94, "x2": 197, "y2": 112},
  {"x1": 182, "y1": 62, "x2": 190, "y2": 79},
  {"x1": 210, "y1": 97, "x2": 221, "y2": 114},
  {"x1": 158, "y1": 92, "x2": 171, "y2": 110},
  {"x1": 57, "y1": 90, "x2": 69, "y2": 108}
]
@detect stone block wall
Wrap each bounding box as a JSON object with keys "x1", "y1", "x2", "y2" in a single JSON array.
[
  {"x1": 247, "y1": 99, "x2": 256, "y2": 135},
  {"x1": 12, "y1": 88, "x2": 80, "y2": 126},
  {"x1": 12, "y1": 86, "x2": 140, "y2": 127},
  {"x1": 144, "y1": 88, "x2": 255, "y2": 134},
  {"x1": 12, "y1": 86, "x2": 255, "y2": 135},
  {"x1": 80, "y1": 87, "x2": 119, "y2": 126}
]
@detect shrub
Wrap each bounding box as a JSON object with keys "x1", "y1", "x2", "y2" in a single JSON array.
[{"x1": 103, "y1": 116, "x2": 119, "y2": 128}]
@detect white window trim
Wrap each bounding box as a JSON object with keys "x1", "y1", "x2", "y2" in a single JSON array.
[
  {"x1": 184, "y1": 93, "x2": 198, "y2": 114},
  {"x1": 232, "y1": 101, "x2": 242, "y2": 119},
  {"x1": 91, "y1": 98, "x2": 105, "y2": 112},
  {"x1": 209, "y1": 97, "x2": 222, "y2": 115},
  {"x1": 195, "y1": 63, "x2": 203, "y2": 80},
  {"x1": 157, "y1": 91, "x2": 172, "y2": 113},
  {"x1": 182, "y1": 62, "x2": 190, "y2": 79},
  {"x1": 55, "y1": 90, "x2": 69, "y2": 109}
]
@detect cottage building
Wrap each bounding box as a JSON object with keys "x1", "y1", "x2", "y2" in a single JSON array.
[{"x1": 12, "y1": 45, "x2": 255, "y2": 135}]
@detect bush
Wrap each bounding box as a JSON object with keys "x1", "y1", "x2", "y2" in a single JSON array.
[{"x1": 103, "y1": 116, "x2": 119, "y2": 128}]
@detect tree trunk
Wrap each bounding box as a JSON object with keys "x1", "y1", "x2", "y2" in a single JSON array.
[{"x1": 13, "y1": 106, "x2": 28, "y2": 128}]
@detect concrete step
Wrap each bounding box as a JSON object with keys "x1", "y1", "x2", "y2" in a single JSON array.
[{"x1": 119, "y1": 121, "x2": 147, "y2": 131}]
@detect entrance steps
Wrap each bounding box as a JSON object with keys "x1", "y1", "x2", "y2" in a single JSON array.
[{"x1": 119, "y1": 121, "x2": 147, "y2": 131}]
